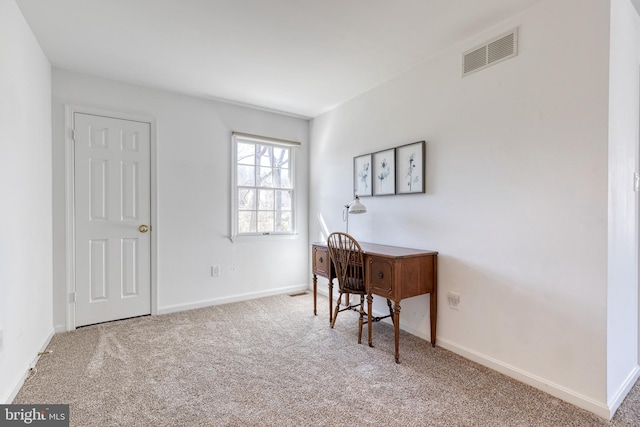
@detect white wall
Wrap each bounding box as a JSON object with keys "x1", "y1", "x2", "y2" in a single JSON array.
[
  {"x1": 607, "y1": 0, "x2": 640, "y2": 415},
  {"x1": 51, "y1": 69, "x2": 310, "y2": 327},
  {"x1": 310, "y1": 0, "x2": 612, "y2": 416},
  {"x1": 0, "y1": 0, "x2": 53, "y2": 403}
]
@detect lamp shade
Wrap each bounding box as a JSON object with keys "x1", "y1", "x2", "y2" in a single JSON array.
[{"x1": 348, "y1": 195, "x2": 366, "y2": 214}]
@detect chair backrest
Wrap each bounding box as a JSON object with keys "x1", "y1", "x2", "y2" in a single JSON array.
[{"x1": 327, "y1": 232, "x2": 366, "y2": 293}]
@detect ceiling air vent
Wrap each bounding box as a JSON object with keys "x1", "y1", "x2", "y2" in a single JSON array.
[{"x1": 462, "y1": 28, "x2": 518, "y2": 77}]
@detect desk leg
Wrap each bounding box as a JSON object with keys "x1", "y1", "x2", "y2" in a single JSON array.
[
  {"x1": 430, "y1": 291, "x2": 437, "y2": 347},
  {"x1": 312, "y1": 274, "x2": 317, "y2": 315},
  {"x1": 367, "y1": 293, "x2": 374, "y2": 347},
  {"x1": 328, "y1": 279, "x2": 334, "y2": 325},
  {"x1": 393, "y1": 301, "x2": 401, "y2": 363},
  {"x1": 430, "y1": 260, "x2": 438, "y2": 347}
]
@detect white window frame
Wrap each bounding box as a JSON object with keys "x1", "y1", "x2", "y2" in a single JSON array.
[{"x1": 231, "y1": 132, "x2": 299, "y2": 242}]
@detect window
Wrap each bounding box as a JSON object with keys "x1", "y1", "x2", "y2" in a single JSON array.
[{"x1": 231, "y1": 132, "x2": 298, "y2": 239}]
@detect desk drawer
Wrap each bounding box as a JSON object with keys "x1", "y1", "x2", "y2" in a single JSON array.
[
  {"x1": 312, "y1": 246, "x2": 332, "y2": 278},
  {"x1": 368, "y1": 256, "x2": 393, "y2": 297}
]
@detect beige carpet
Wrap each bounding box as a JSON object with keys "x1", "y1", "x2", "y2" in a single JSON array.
[{"x1": 13, "y1": 292, "x2": 640, "y2": 426}]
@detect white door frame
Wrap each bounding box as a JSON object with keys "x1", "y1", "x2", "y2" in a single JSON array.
[{"x1": 64, "y1": 104, "x2": 158, "y2": 331}]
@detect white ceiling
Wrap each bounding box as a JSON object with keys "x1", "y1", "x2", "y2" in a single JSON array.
[{"x1": 16, "y1": 0, "x2": 548, "y2": 118}]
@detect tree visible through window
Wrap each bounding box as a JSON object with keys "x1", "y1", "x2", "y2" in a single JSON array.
[{"x1": 232, "y1": 133, "x2": 297, "y2": 237}]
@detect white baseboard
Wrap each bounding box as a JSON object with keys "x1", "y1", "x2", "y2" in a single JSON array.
[
  {"x1": 157, "y1": 284, "x2": 310, "y2": 315},
  {"x1": 3, "y1": 327, "x2": 55, "y2": 404},
  {"x1": 436, "y1": 337, "x2": 612, "y2": 420},
  {"x1": 607, "y1": 364, "x2": 640, "y2": 418},
  {"x1": 313, "y1": 286, "x2": 615, "y2": 420}
]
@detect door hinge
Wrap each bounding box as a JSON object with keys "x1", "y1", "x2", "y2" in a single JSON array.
[
  {"x1": 70, "y1": 292, "x2": 76, "y2": 303},
  {"x1": 71, "y1": 129, "x2": 76, "y2": 141}
]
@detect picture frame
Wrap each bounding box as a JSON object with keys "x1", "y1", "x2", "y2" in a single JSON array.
[
  {"x1": 395, "y1": 141, "x2": 425, "y2": 194},
  {"x1": 372, "y1": 148, "x2": 396, "y2": 196},
  {"x1": 353, "y1": 153, "x2": 372, "y2": 197}
]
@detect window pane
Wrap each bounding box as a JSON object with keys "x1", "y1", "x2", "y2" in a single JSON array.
[
  {"x1": 237, "y1": 143, "x2": 255, "y2": 165},
  {"x1": 275, "y1": 190, "x2": 291, "y2": 210},
  {"x1": 256, "y1": 145, "x2": 290, "y2": 168},
  {"x1": 258, "y1": 189, "x2": 274, "y2": 210},
  {"x1": 257, "y1": 145, "x2": 273, "y2": 167},
  {"x1": 257, "y1": 211, "x2": 274, "y2": 232},
  {"x1": 272, "y1": 147, "x2": 289, "y2": 168},
  {"x1": 257, "y1": 167, "x2": 273, "y2": 187},
  {"x1": 238, "y1": 211, "x2": 256, "y2": 233},
  {"x1": 275, "y1": 211, "x2": 291, "y2": 232},
  {"x1": 237, "y1": 165, "x2": 255, "y2": 186},
  {"x1": 238, "y1": 188, "x2": 256, "y2": 210},
  {"x1": 272, "y1": 168, "x2": 291, "y2": 188}
]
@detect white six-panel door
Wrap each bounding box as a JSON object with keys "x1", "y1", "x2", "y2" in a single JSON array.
[{"x1": 73, "y1": 113, "x2": 151, "y2": 327}]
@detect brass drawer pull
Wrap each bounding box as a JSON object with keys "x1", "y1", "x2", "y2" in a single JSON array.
[{"x1": 378, "y1": 271, "x2": 384, "y2": 279}]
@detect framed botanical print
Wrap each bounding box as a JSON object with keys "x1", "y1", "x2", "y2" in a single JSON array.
[
  {"x1": 353, "y1": 153, "x2": 372, "y2": 197},
  {"x1": 396, "y1": 141, "x2": 425, "y2": 194},
  {"x1": 372, "y1": 148, "x2": 395, "y2": 196}
]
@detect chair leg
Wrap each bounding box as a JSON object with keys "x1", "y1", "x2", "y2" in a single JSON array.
[
  {"x1": 387, "y1": 299, "x2": 394, "y2": 325},
  {"x1": 331, "y1": 292, "x2": 342, "y2": 328},
  {"x1": 357, "y1": 294, "x2": 364, "y2": 344}
]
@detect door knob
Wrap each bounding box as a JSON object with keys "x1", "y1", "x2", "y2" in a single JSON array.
[{"x1": 138, "y1": 224, "x2": 149, "y2": 233}]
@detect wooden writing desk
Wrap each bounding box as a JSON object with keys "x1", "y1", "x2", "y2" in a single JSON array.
[{"x1": 311, "y1": 241, "x2": 438, "y2": 362}]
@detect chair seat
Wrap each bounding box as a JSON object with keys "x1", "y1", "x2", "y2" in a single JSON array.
[{"x1": 344, "y1": 277, "x2": 365, "y2": 292}]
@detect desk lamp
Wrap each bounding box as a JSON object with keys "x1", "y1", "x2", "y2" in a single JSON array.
[{"x1": 343, "y1": 195, "x2": 366, "y2": 234}]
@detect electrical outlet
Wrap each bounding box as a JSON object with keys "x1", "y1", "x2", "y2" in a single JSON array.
[
  {"x1": 447, "y1": 292, "x2": 461, "y2": 310},
  {"x1": 211, "y1": 265, "x2": 220, "y2": 277}
]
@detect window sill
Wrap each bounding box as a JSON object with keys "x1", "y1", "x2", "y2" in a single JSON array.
[{"x1": 229, "y1": 233, "x2": 299, "y2": 243}]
